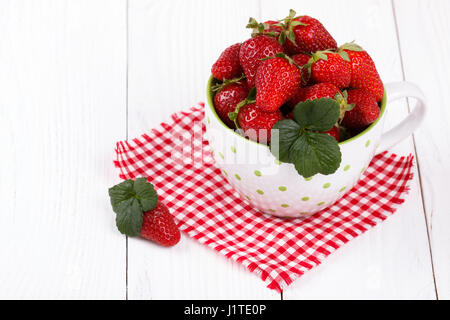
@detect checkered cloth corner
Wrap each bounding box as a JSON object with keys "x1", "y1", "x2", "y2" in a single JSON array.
[{"x1": 113, "y1": 103, "x2": 415, "y2": 292}]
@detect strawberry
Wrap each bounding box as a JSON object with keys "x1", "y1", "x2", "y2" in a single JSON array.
[
  {"x1": 292, "y1": 53, "x2": 311, "y2": 86},
  {"x1": 213, "y1": 79, "x2": 249, "y2": 128},
  {"x1": 211, "y1": 43, "x2": 242, "y2": 81},
  {"x1": 307, "y1": 51, "x2": 351, "y2": 89},
  {"x1": 341, "y1": 88, "x2": 380, "y2": 129},
  {"x1": 339, "y1": 43, "x2": 384, "y2": 102},
  {"x1": 237, "y1": 103, "x2": 283, "y2": 144},
  {"x1": 324, "y1": 125, "x2": 340, "y2": 141},
  {"x1": 141, "y1": 201, "x2": 181, "y2": 247},
  {"x1": 239, "y1": 35, "x2": 284, "y2": 87},
  {"x1": 108, "y1": 178, "x2": 181, "y2": 248},
  {"x1": 287, "y1": 82, "x2": 345, "y2": 111},
  {"x1": 255, "y1": 53, "x2": 301, "y2": 112},
  {"x1": 278, "y1": 11, "x2": 337, "y2": 54}
]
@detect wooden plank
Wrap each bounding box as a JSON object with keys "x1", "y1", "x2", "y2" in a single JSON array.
[
  {"x1": 0, "y1": 0, "x2": 127, "y2": 299},
  {"x1": 393, "y1": 0, "x2": 450, "y2": 299},
  {"x1": 127, "y1": 0, "x2": 279, "y2": 299},
  {"x1": 259, "y1": 0, "x2": 436, "y2": 299}
]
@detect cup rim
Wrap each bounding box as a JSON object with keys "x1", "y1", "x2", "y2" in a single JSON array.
[{"x1": 206, "y1": 75, "x2": 387, "y2": 146}]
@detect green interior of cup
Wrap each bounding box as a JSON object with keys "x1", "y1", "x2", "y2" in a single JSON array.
[{"x1": 206, "y1": 75, "x2": 387, "y2": 146}]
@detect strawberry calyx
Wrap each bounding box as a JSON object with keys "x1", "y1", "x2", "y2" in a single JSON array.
[
  {"x1": 263, "y1": 52, "x2": 301, "y2": 68},
  {"x1": 211, "y1": 74, "x2": 246, "y2": 93},
  {"x1": 303, "y1": 49, "x2": 334, "y2": 77},
  {"x1": 337, "y1": 41, "x2": 363, "y2": 61},
  {"x1": 228, "y1": 87, "x2": 256, "y2": 129},
  {"x1": 277, "y1": 9, "x2": 306, "y2": 45},
  {"x1": 335, "y1": 90, "x2": 354, "y2": 121},
  {"x1": 338, "y1": 41, "x2": 364, "y2": 52},
  {"x1": 246, "y1": 17, "x2": 280, "y2": 38}
]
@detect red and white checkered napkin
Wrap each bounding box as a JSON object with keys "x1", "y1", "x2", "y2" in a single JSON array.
[{"x1": 114, "y1": 104, "x2": 414, "y2": 292}]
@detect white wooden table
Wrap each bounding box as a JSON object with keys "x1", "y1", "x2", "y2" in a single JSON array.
[{"x1": 0, "y1": 0, "x2": 448, "y2": 300}]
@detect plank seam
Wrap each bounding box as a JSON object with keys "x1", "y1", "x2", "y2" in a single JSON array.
[
  {"x1": 126, "y1": 0, "x2": 130, "y2": 301},
  {"x1": 391, "y1": 0, "x2": 439, "y2": 300}
]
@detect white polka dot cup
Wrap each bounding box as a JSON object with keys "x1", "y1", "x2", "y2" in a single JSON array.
[{"x1": 205, "y1": 77, "x2": 426, "y2": 218}]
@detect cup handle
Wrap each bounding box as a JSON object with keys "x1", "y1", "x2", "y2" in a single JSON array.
[{"x1": 375, "y1": 81, "x2": 427, "y2": 154}]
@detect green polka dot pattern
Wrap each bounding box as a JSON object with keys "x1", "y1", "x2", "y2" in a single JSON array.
[
  {"x1": 230, "y1": 146, "x2": 236, "y2": 154},
  {"x1": 301, "y1": 197, "x2": 310, "y2": 201},
  {"x1": 256, "y1": 189, "x2": 264, "y2": 195},
  {"x1": 254, "y1": 170, "x2": 261, "y2": 177},
  {"x1": 234, "y1": 174, "x2": 241, "y2": 180},
  {"x1": 344, "y1": 165, "x2": 351, "y2": 171},
  {"x1": 323, "y1": 183, "x2": 331, "y2": 189},
  {"x1": 278, "y1": 186, "x2": 287, "y2": 191}
]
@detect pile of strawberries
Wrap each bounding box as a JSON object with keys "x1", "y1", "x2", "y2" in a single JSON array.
[{"x1": 211, "y1": 10, "x2": 383, "y2": 144}]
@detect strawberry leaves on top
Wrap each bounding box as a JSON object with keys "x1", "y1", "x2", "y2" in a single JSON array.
[
  {"x1": 270, "y1": 98, "x2": 342, "y2": 178},
  {"x1": 246, "y1": 17, "x2": 281, "y2": 38},
  {"x1": 276, "y1": 9, "x2": 305, "y2": 45},
  {"x1": 108, "y1": 178, "x2": 158, "y2": 236}
]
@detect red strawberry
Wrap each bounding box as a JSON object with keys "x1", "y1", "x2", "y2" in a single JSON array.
[
  {"x1": 239, "y1": 35, "x2": 284, "y2": 87},
  {"x1": 255, "y1": 54, "x2": 301, "y2": 112},
  {"x1": 278, "y1": 11, "x2": 337, "y2": 54},
  {"x1": 237, "y1": 103, "x2": 283, "y2": 144},
  {"x1": 287, "y1": 82, "x2": 341, "y2": 108},
  {"x1": 292, "y1": 53, "x2": 311, "y2": 86},
  {"x1": 308, "y1": 51, "x2": 351, "y2": 89},
  {"x1": 141, "y1": 202, "x2": 181, "y2": 247},
  {"x1": 213, "y1": 80, "x2": 249, "y2": 128},
  {"x1": 324, "y1": 125, "x2": 340, "y2": 141},
  {"x1": 341, "y1": 89, "x2": 380, "y2": 129},
  {"x1": 211, "y1": 43, "x2": 242, "y2": 81},
  {"x1": 339, "y1": 43, "x2": 384, "y2": 102}
]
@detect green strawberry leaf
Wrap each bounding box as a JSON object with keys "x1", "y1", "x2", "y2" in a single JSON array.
[
  {"x1": 108, "y1": 178, "x2": 158, "y2": 236},
  {"x1": 270, "y1": 119, "x2": 302, "y2": 163},
  {"x1": 292, "y1": 131, "x2": 341, "y2": 177},
  {"x1": 108, "y1": 179, "x2": 135, "y2": 210},
  {"x1": 293, "y1": 98, "x2": 341, "y2": 132},
  {"x1": 278, "y1": 31, "x2": 287, "y2": 45},
  {"x1": 270, "y1": 98, "x2": 342, "y2": 177},
  {"x1": 133, "y1": 177, "x2": 158, "y2": 211},
  {"x1": 115, "y1": 198, "x2": 143, "y2": 236}
]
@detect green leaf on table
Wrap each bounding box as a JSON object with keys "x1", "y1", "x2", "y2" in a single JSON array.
[
  {"x1": 115, "y1": 198, "x2": 143, "y2": 236},
  {"x1": 133, "y1": 177, "x2": 158, "y2": 211},
  {"x1": 108, "y1": 179, "x2": 135, "y2": 210},
  {"x1": 108, "y1": 178, "x2": 158, "y2": 236}
]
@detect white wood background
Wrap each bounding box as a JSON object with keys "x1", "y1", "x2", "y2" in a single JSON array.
[{"x1": 0, "y1": 0, "x2": 448, "y2": 300}]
